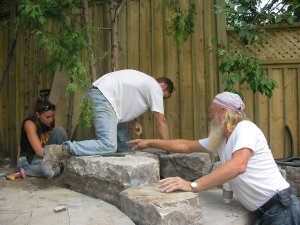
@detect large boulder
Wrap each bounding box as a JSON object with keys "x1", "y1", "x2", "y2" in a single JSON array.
[
  {"x1": 120, "y1": 184, "x2": 203, "y2": 225},
  {"x1": 159, "y1": 152, "x2": 212, "y2": 180},
  {"x1": 136, "y1": 148, "x2": 212, "y2": 180},
  {"x1": 64, "y1": 155, "x2": 159, "y2": 208},
  {"x1": 279, "y1": 165, "x2": 300, "y2": 196}
]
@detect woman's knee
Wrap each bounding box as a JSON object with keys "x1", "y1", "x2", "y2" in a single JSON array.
[{"x1": 48, "y1": 126, "x2": 68, "y2": 144}]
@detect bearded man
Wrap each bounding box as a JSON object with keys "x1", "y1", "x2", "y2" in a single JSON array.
[{"x1": 129, "y1": 92, "x2": 299, "y2": 225}]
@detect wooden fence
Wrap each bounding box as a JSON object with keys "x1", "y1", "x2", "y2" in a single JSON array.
[
  {"x1": 0, "y1": 1, "x2": 299, "y2": 163},
  {"x1": 0, "y1": 0, "x2": 221, "y2": 163}
]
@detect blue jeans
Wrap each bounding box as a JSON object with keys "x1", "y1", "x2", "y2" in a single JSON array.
[
  {"x1": 17, "y1": 156, "x2": 61, "y2": 178},
  {"x1": 17, "y1": 126, "x2": 67, "y2": 178},
  {"x1": 258, "y1": 192, "x2": 300, "y2": 225},
  {"x1": 63, "y1": 88, "x2": 132, "y2": 156}
]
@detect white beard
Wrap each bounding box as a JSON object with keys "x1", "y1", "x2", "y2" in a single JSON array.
[{"x1": 207, "y1": 118, "x2": 225, "y2": 152}]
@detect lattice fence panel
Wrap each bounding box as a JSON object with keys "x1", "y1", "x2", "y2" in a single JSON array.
[{"x1": 228, "y1": 26, "x2": 300, "y2": 61}]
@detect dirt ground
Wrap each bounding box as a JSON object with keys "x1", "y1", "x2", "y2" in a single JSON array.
[{"x1": 0, "y1": 157, "x2": 66, "y2": 190}]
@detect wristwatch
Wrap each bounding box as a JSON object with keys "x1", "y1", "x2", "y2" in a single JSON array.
[{"x1": 190, "y1": 181, "x2": 198, "y2": 192}]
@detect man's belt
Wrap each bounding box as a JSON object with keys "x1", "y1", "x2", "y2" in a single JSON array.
[{"x1": 253, "y1": 186, "x2": 293, "y2": 218}]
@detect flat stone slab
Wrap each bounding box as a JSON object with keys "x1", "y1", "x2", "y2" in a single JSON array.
[
  {"x1": 64, "y1": 155, "x2": 159, "y2": 208},
  {"x1": 120, "y1": 184, "x2": 203, "y2": 225},
  {"x1": 0, "y1": 180, "x2": 135, "y2": 225}
]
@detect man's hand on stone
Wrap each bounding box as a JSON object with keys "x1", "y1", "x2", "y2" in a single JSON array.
[{"x1": 159, "y1": 177, "x2": 193, "y2": 193}]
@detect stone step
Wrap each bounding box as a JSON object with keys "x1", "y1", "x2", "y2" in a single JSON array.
[
  {"x1": 120, "y1": 185, "x2": 257, "y2": 225},
  {"x1": 132, "y1": 148, "x2": 212, "y2": 180},
  {"x1": 64, "y1": 155, "x2": 159, "y2": 208},
  {"x1": 120, "y1": 184, "x2": 203, "y2": 225},
  {"x1": 63, "y1": 152, "x2": 257, "y2": 225}
]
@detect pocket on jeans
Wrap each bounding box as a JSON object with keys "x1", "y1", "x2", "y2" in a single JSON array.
[{"x1": 264, "y1": 206, "x2": 288, "y2": 224}]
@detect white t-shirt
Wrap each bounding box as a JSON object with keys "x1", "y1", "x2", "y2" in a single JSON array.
[
  {"x1": 199, "y1": 120, "x2": 289, "y2": 211},
  {"x1": 92, "y1": 69, "x2": 164, "y2": 122}
]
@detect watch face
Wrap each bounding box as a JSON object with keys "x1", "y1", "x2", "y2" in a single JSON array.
[{"x1": 191, "y1": 182, "x2": 197, "y2": 188}]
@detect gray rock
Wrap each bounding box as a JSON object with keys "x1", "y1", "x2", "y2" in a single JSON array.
[
  {"x1": 159, "y1": 152, "x2": 212, "y2": 180},
  {"x1": 129, "y1": 150, "x2": 159, "y2": 162},
  {"x1": 64, "y1": 155, "x2": 159, "y2": 208},
  {"x1": 120, "y1": 184, "x2": 203, "y2": 225},
  {"x1": 142, "y1": 148, "x2": 168, "y2": 155},
  {"x1": 279, "y1": 165, "x2": 300, "y2": 196}
]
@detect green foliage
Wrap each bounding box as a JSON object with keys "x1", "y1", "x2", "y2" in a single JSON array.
[
  {"x1": 160, "y1": 0, "x2": 196, "y2": 45},
  {"x1": 214, "y1": 0, "x2": 300, "y2": 44},
  {"x1": 17, "y1": 0, "x2": 97, "y2": 127},
  {"x1": 77, "y1": 95, "x2": 95, "y2": 127},
  {"x1": 217, "y1": 49, "x2": 278, "y2": 98},
  {"x1": 18, "y1": 0, "x2": 90, "y2": 95}
]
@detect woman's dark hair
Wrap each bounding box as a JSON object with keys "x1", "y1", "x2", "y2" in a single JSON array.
[
  {"x1": 156, "y1": 77, "x2": 175, "y2": 93},
  {"x1": 35, "y1": 98, "x2": 56, "y2": 113}
]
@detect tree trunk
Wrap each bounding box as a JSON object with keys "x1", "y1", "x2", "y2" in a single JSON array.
[
  {"x1": 82, "y1": 0, "x2": 97, "y2": 82},
  {"x1": 67, "y1": 93, "x2": 74, "y2": 138},
  {"x1": 110, "y1": 0, "x2": 126, "y2": 71},
  {"x1": 24, "y1": 30, "x2": 30, "y2": 116},
  {"x1": 34, "y1": 40, "x2": 41, "y2": 99},
  {"x1": 0, "y1": 130, "x2": 4, "y2": 159},
  {"x1": 66, "y1": 17, "x2": 77, "y2": 139},
  {"x1": 8, "y1": 0, "x2": 18, "y2": 165}
]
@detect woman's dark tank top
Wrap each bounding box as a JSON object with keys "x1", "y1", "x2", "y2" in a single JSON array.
[{"x1": 20, "y1": 115, "x2": 53, "y2": 163}]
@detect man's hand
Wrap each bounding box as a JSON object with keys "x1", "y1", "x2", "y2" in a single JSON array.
[
  {"x1": 159, "y1": 177, "x2": 193, "y2": 193},
  {"x1": 134, "y1": 123, "x2": 143, "y2": 137},
  {"x1": 131, "y1": 119, "x2": 143, "y2": 137},
  {"x1": 127, "y1": 139, "x2": 148, "y2": 150}
]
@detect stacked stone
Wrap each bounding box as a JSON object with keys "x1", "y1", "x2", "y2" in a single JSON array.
[{"x1": 64, "y1": 149, "x2": 210, "y2": 224}]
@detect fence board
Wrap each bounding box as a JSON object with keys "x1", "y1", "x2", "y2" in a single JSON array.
[
  {"x1": 298, "y1": 67, "x2": 300, "y2": 157},
  {"x1": 255, "y1": 89, "x2": 269, "y2": 141},
  {"x1": 139, "y1": 0, "x2": 153, "y2": 139},
  {"x1": 203, "y1": 0, "x2": 218, "y2": 111},
  {"x1": 284, "y1": 68, "x2": 298, "y2": 157},
  {"x1": 118, "y1": 2, "x2": 127, "y2": 70},
  {"x1": 151, "y1": 0, "x2": 165, "y2": 138},
  {"x1": 127, "y1": 0, "x2": 139, "y2": 69},
  {"x1": 192, "y1": 0, "x2": 208, "y2": 138},
  {"x1": 270, "y1": 69, "x2": 285, "y2": 157},
  {"x1": 163, "y1": 3, "x2": 180, "y2": 139}
]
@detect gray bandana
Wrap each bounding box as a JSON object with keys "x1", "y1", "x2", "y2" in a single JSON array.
[{"x1": 213, "y1": 92, "x2": 245, "y2": 115}]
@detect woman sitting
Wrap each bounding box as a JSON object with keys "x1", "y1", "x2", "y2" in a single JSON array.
[{"x1": 18, "y1": 98, "x2": 68, "y2": 179}]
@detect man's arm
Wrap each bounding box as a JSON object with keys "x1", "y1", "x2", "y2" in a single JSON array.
[
  {"x1": 159, "y1": 148, "x2": 253, "y2": 193},
  {"x1": 153, "y1": 112, "x2": 169, "y2": 139},
  {"x1": 128, "y1": 138, "x2": 209, "y2": 153}
]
